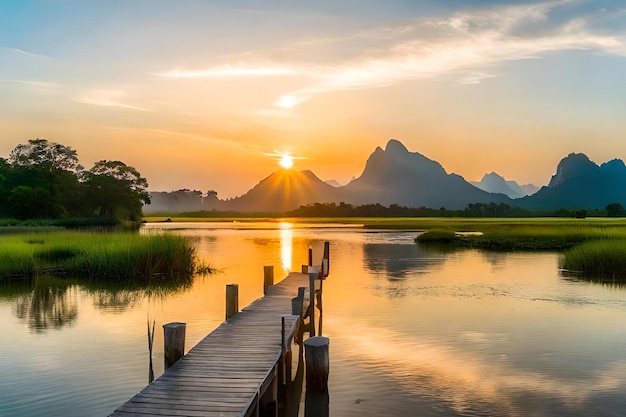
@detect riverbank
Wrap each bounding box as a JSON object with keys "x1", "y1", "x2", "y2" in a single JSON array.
[{"x1": 0, "y1": 231, "x2": 206, "y2": 282}]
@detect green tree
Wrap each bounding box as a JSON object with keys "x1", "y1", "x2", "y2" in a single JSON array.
[
  {"x1": 0, "y1": 158, "x2": 11, "y2": 216},
  {"x1": 606, "y1": 202, "x2": 625, "y2": 217},
  {"x1": 9, "y1": 138, "x2": 81, "y2": 193},
  {"x1": 83, "y1": 160, "x2": 150, "y2": 221},
  {"x1": 7, "y1": 186, "x2": 62, "y2": 219}
]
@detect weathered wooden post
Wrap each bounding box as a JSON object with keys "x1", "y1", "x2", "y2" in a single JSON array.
[
  {"x1": 292, "y1": 287, "x2": 306, "y2": 317},
  {"x1": 304, "y1": 336, "x2": 329, "y2": 417},
  {"x1": 163, "y1": 322, "x2": 186, "y2": 370},
  {"x1": 308, "y1": 273, "x2": 317, "y2": 336},
  {"x1": 226, "y1": 284, "x2": 239, "y2": 320},
  {"x1": 308, "y1": 247, "x2": 313, "y2": 267},
  {"x1": 263, "y1": 265, "x2": 274, "y2": 295},
  {"x1": 322, "y1": 241, "x2": 330, "y2": 278},
  {"x1": 304, "y1": 336, "x2": 329, "y2": 390}
]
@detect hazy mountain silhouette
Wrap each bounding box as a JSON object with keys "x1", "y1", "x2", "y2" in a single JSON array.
[
  {"x1": 470, "y1": 172, "x2": 539, "y2": 199},
  {"x1": 325, "y1": 179, "x2": 343, "y2": 188},
  {"x1": 224, "y1": 169, "x2": 340, "y2": 212},
  {"x1": 517, "y1": 153, "x2": 626, "y2": 210},
  {"x1": 146, "y1": 141, "x2": 626, "y2": 213},
  {"x1": 340, "y1": 139, "x2": 509, "y2": 209}
]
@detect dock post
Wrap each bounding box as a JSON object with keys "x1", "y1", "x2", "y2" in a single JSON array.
[
  {"x1": 263, "y1": 265, "x2": 274, "y2": 295},
  {"x1": 322, "y1": 241, "x2": 330, "y2": 278},
  {"x1": 226, "y1": 284, "x2": 239, "y2": 320},
  {"x1": 304, "y1": 336, "x2": 329, "y2": 390},
  {"x1": 308, "y1": 273, "x2": 317, "y2": 336},
  {"x1": 163, "y1": 322, "x2": 186, "y2": 370},
  {"x1": 308, "y1": 247, "x2": 313, "y2": 267},
  {"x1": 304, "y1": 336, "x2": 329, "y2": 417}
]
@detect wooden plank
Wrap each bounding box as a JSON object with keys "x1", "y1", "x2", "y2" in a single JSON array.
[{"x1": 108, "y1": 272, "x2": 312, "y2": 417}]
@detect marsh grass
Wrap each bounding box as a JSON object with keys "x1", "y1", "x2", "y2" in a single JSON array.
[
  {"x1": 415, "y1": 219, "x2": 626, "y2": 251},
  {"x1": 0, "y1": 232, "x2": 203, "y2": 282},
  {"x1": 562, "y1": 239, "x2": 626, "y2": 276}
]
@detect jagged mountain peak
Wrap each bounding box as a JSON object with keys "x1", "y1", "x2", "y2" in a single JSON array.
[
  {"x1": 548, "y1": 152, "x2": 598, "y2": 188},
  {"x1": 470, "y1": 171, "x2": 534, "y2": 199},
  {"x1": 601, "y1": 159, "x2": 626, "y2": 173},
  {"x1": 385, "y1": 139, "x2": 409, "y2": 155},
  {"x1": 482, "y1": 172, "x2": 504, "y2": 181}
]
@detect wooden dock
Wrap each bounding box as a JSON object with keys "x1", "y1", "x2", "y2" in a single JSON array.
[{"x1": 108, "y1": 271, "x2": 317, "y2": 417}]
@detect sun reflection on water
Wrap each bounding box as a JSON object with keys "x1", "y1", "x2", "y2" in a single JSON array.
[{"x1": 280, "y1": 222, "x2": 293, "y2": 273}]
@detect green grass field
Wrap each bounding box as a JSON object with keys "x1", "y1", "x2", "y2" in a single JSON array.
[{"x1": 0, "y1": 231, "x2": 204, "y2": 282}]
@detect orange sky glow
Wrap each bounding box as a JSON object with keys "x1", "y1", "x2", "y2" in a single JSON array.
[{"x1": 2, "y1": 1, "x2": 626, "y2": 198}]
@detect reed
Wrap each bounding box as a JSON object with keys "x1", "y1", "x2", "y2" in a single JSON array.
[
  {"x1": 0, "y1": 232, "x2": 203, "y2": 282},
  {"x1": 562, "y1": 240, "x2": 626, "y2": 275},
  {"x1": 416, "y1": 221, "x2": 626, "y2": 250}
]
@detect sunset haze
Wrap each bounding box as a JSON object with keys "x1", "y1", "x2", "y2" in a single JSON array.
[{"x1": 2, "y1": 0, "x2": 626, "y2": 198}]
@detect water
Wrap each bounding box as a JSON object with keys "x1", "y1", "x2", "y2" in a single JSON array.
[{"x1": 2, "y1": 222, "x2": 626, "y2": 416}]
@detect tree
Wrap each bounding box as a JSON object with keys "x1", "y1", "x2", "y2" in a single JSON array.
[
  {"x1": 7, "y1": 186, "x2": 62, "y2": 219},
  {"x1": 9, "y1": 138, "x2": 80, "y2": 193},
  {"x1": 83, "y1": 160, "x2": 150, "y2": 221},
  {"x1": 606, "y1": 202, "x2": 625, "y2": 218},
  {"x1": 0, "y1": 158, "x2": 11, "y2": 216}
]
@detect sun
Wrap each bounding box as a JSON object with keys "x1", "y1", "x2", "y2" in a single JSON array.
[{"x1": 279, "y1": 154, "x2": 294, "y2": 169}]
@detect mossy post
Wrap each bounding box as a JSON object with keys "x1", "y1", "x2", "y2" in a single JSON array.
[
  {"x1": 226, "y1": 284, "x2": 239, "y2": 320},
  {"x1": 163, "y1": 322, "x2": 186, "y2": 370},
  {"x1": 263, "y1": 265, "x2": 274, "y2": 295}
]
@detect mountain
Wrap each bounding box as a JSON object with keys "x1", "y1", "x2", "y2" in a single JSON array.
[
  {"x1": 341, "y1": 139, "x2": 509, "y2": 210},
  {"x1": 517, "y1": 153, "x2": 626, "y2": 210},
  {"x1": 224, "y1": 169, "x2": 340, "y2": 212},
  {"x1": 470, "y1": 172, "x2": 539, "y2": 198},
  {"x1": 325, "y1": 179, "x2": 343, "y2": 188},
  {"x1": 146, "y1": 141, "x2": 626, "y2": 214}
]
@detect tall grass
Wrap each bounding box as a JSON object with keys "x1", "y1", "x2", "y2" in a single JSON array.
[
  {"x1": 562, "y1": 239, "x2": 626, "y2": 276},
  {"x1": 0, "y1": 232, "x2": 202, "y2": 282},
  {"x1": 416, "y1": 220, "x2": 626, "y2": 250}
]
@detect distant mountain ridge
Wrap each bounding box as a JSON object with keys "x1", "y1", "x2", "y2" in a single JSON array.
[
  {"x1": 224, "y1": 169, "x2": 340, "y2": 212},
  {"x1": 517, "y1": 153, "x2": 626, "y2": 210},
  {"x1": 145, "y1": 141, "x2": 626, "y2": 213},
  {"x1": 470, "y1": 172, "x2": 539, "y2": 199},
  {"x1": 340, "y1": 139, "x2": 508, "y2": 209}
]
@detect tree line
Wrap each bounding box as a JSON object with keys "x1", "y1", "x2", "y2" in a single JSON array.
[
  {"x1": 286, "y1": 201, "x2": 626, "y2": 218},
  {"x1": 0, "y1": 138, "x2": 150, "y2": 221}
]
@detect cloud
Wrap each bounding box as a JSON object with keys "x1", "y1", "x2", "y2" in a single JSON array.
[
  {"x1": 151, "y1": 1, "x2": 624, "y2": 110},
  {"x1": 153, "y1": 66, "x2": 302, "y2": 78},
  {"x1": 0, "y1": 79, "x2": 60, "y2": 89},
  {"x1": 272, "y1": 0, "x2": 622, "y2": 107},
  {"x1": 1, "y1": 47, "x2": 51, "y2": 59},
  {"x1": 75, "y1": 89, "x2": 149, "y2": 112}
]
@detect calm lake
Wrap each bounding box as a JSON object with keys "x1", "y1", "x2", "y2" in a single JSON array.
[{"x1": 2, "y1": 222, "x2": 626, "y2": 416}]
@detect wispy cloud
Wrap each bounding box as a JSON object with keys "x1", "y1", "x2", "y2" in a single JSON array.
[
  {"x1": 75, "y1": 89, "x2": 149, "y2": 112},
  {"x1": 0, "y1": 79, "x2": 60, "y2": 89},
  {"x1": 1, "y1": 46, "x2": 52, "y2": 59},
  {"x1": 273, "y1": 1, "x2": 623, "y2": 107},
  {"x1": 155, "y1": 1, "x2": 623, "y2": 109},
  {"x1": 153, "y1": 66, "x2": 301, "y2": 78}
]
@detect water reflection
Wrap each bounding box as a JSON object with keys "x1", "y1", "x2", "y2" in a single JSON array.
[
  {"x1": 87, "y1": 279, "x2": 194, "y2": 313},
  {"x1": 90, "y1": 289, "x2": 144, "y2": 312},
  {"x1": 12, "y1": 276, "x2": 78, "y2": 333},
  {"x1": 280, "y1": 222, "x2": 293, "y2": 273},
  {"x1": 7, "y1": 274, "x2": 194, "y2": 332},
  {"x1": 363, "y1": 243, "x2": 446, "y2": 280},
  {"x1": 333, "y1": 317, "x2": 626, "y2": 417}
]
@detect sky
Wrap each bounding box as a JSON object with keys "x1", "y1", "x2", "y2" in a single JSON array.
[{"x1": 1, "y1": 0, "x2": 626, "y2": 198}]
